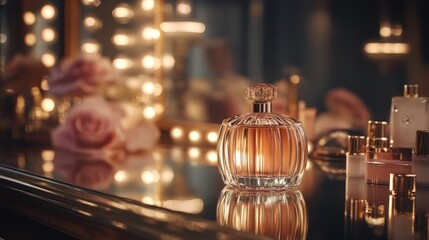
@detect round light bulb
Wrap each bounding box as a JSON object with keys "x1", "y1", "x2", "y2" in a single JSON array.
[
  {"x1": 189, "y1": 130, "x2": 201, "y2": 142},
  {"x1": 114, "y1": 170, "x2": 128, "y2": 183},
  {"x1": 188, "y1": 147, "x2": 201, "y2": 159},
  {"x1": 141, "y1": 55, "x2": 160, "y2": 70},
  {"x1": 177, "y1": 2, "x2": 192, "y2": 15},
  {"x1": 143, "y1": 106, "x2": 156, "y2": 119},
  {"x1": 42, "y1": 162, "x2": 54, "y2": 172},
  {"x1": 141, "y1": 82, "x2": 155, "y2": 95},
  {"x1": 141, "y1": 170, "x2": 160, "y2": 184},
  {"x1": 81, "y1": 40, "x2": 101, "y2": 54},
  {"x1": 41, "y1": 4, "x2": 56, "y2": 21},
  {"x1": 380, "y1": 26, "x2": 391, "y2": 38},
  {"x1": 25, "y1": 33, "x2": 36, "y2": 46},
  {"x1": 84, "y1": 15, "x2": 102, "y2": 31},
  {"x1": 206, "y1": 131, "x2": 218, "y2": 143},
  {"x1": 41, "y1": 98, "x2": 55, "y2": 112},
  {"x1": 23, "y1": 12, "x2": 36, "y2": 25},
  {"x1": 206, "y1": 150, "x2": 218, "y2": 164},
  {"x1": 141, "y1": 0, "x2": 155, "y2": 11},
  {"x1": 112, "y1": 3, "x2": 134, "y2": 23},
  {"x1": 171, "y1": 127, "x2": 184, "y2": 140},
  {"x1": 112, "y1": 33, "x2": 134, "y2": 47},
  {"x1": 141, "y1": 26, "x2": 160, "y2": 41},
  {"x1": 41, "y1": 27, "x2": 56, "y2": 43},
  {"x1": 41, "y1": 53, "x2": 56, "y2": 67},
  {"x1": 41, "y1": 150, "x2": 55, "y2": 161},
  {"x1": 113, "y1": 57, "x2": 133, "y2": 70}
]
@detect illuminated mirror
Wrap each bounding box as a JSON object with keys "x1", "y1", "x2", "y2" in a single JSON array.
[{"x1": 1, "y1": 0, "x2": 428, "y2": 145}]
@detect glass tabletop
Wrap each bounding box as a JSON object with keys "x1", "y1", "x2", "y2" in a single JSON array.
[{"x1": 1, "y1": 142, "x2": 428, "y2": 240}]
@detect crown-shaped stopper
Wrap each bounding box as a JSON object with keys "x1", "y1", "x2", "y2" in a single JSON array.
[{"x1": 246, "y1": 83, "x2": 278, "y2": 102}]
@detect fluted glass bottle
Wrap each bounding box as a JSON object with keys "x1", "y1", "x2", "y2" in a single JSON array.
[{"x1": 217, "y1": 83, "x2": 308, "y2": 189}]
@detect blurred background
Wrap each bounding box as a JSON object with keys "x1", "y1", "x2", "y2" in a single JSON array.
[{"x1": 0, "y1": 0, "x2": 428, "y2": 136}]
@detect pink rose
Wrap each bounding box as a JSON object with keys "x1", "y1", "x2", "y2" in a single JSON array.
[
  {"x1": 48, "y1": 54, "x2": 118, "y2": 96},
  {"x1": 314, "y1": 88, "x2": 371, "y2": 136},
  {"x1": 54, "y1": 149, "x2": 126, "y2": 190},
  {"x1": 51, "y1": 96, "x2": 126, "y2": 156},
  {"x1": 71, "y1": 161, "x2": 114, "y2": 190},
  {"x1": 325, "y1": 88, "x2": 370, "y2": 121}
]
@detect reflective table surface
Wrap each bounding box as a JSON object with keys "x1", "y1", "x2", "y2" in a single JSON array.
[{"x1": 1, "y1": 142, "x2": 428, "y2": 240}]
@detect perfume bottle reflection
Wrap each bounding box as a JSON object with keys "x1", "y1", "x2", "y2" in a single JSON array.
[{"x1": 217, "y1": 187, "x2": 308, "y2": 240}]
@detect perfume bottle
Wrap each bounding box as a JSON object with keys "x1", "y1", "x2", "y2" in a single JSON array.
[
  {"x1": 412, "y1": 130, "x2": 429, "y2": 186},
  {"x1": 389, "y1": 84, "x2": 429, "y2": 149},
  {"x1": 217, "y1": 83, "x2": 308, "y2": 189},
  {"x1": 365, "y1": 121, "x2": 412, "y2": 185},
  {"x1": 346, "y1": 135, "x2": 366, "y2": 178},
  {"x1": 388, "y1": 173, "x2": 416, "y2": 240},
  {"x1": 217, "y1": 187, "x2": 308, "y2": 240}
]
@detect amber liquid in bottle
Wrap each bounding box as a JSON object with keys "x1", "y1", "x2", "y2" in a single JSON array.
[{"x1": 220, "y1": 125, "x2": 306, "y2": 185}]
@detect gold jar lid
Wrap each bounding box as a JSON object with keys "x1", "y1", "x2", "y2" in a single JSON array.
[
  {"x1": 404, "y1": 84, "x2": 419, "y2": 97},
  {"x1": 347, "y1": 135, "x2": 365, "y2": 155},
  {"x1": 366, "y1": 121, "x2": 387, "y2": 140},
  {"x1": 389, "y1": 173, "x2": 416, "y2": 196}
]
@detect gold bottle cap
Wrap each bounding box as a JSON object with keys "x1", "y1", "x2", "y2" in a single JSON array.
[
  {"x1": 246, "y1": 83, "x2": 278, "y2": 102},
  {"x1": 366, "y1": 120, "x2": 387, "y2": 139},
  {"x1": 347, "y1": 135, "x2": 365, "y2": 155},
  {"x1": 389, "y1": 173, "x2": 416, "y2": 196},
  {"x1": 247, "y1": 84, "x2": 278, "y2": 113},
  {"x1": 404, "y1": 84, "x2": 419, "y2": 97},
  {"x1": 416, "y1": 130, "x2": 429, "y2": 156}
]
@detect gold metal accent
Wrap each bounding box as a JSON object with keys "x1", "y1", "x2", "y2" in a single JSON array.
[
  {"x1": 366, "y1": 120, "x2": 387, "y2": 141},
  {"x1": 404, "y1": 84, "x2": 419, "y2": 97},
  {"x1": 246, "y1": 83, "x2": 278, "y2": 102},
  {"x1": 347, "y1": 135, "x2": 366, "y2": 155},
  {"x1": 389, "y1": 173, "x2": 416, "y2": 196}
]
